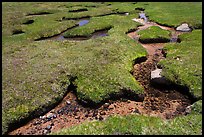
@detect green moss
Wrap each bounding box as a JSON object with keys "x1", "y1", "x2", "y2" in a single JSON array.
[
  {"x1": 140, "y1": 2, "x2": 202, "y2": 28},
  {"x1": 138, "y1": 26, "x2": 171, "y2": 43},
  {"x1": 2, "y1": 2, "x2": 202, "y2": 135},
  {"x1": 159, "y1": 30, "x2": 202, "y2": 99}
]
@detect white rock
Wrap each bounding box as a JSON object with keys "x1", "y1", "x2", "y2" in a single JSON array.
[
  {"x1": 151, "y1": 69, "x2": 162, "y2": 79},
  {"x1": 176, "y1": 23, "x2": 191, "y2": 32},
  {"x1": 150, "y1": 69, "x2": 171, "y2": 85}
]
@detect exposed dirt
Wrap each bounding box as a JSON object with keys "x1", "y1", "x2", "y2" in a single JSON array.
[{"x1": 8, "y1": 17, "x2": 194, "y2": 135}]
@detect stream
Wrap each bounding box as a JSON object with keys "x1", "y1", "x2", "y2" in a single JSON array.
[{"x1": 8, "y1": 14, "x2": 196, "y2": 135}]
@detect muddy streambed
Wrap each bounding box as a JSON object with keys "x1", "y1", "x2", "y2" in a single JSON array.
[{"x1": 8, "y1": 16, "x2": 196, "y2": 135}]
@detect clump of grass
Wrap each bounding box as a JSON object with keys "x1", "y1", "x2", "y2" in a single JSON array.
[
  {"x1": 142, "y1": 2, "x2": 202, "y2": 28},
  {"x1": 158, "y1": 30, "x2": 202, "y2": 99},
  {"x1": 137, "y1": 26, "x2": 171, "y2": 43},
  {"x1": 2, "y1": 2, "x2": 202, "y2": 135},
  {"x1": 2, "y1": 2, "x2": 146, "y2": 134}
]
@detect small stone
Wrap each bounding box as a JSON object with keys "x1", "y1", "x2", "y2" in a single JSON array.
[
  {"x1": 33, "y1": 120, "x2": 41, "y2": 125},
  {"x1": 75, "y1": 116, "x2": 80, "y2": 119},
  {"x1": 100, "y1": 111, "x2": 106, "y2": 115},
  {"x1": 66, "y1": 100, "x2": 71, "y2": 105},
  {"x1": 46, "y1": 125, "x2": 52, "y2": 130},
  {"x1": 40, "y1": 115, "x2": 46, "y2": 119},
  {"x1": 103, "y1": 103, "x2": 110, "y2": 108},
  {"x1": 57, "y1": 109, "x2": 63, "y2": 114},
  {"x1": 53, "y1": 114, "x2": 57, "y2": 118},
  {"x1": 43, "y1": 130, "x2": 48, "y2": 135},
  {"x1": 46, "y1": 113, "x2": 54, "y2": 120},
  {"x1": 185, "y1": 105, "x2": 192, "y2": 114}
]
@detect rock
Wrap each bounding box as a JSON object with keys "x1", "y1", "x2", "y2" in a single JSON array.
[
  {"x1": 75, "y1": 116, "x2": 80, "y2": 119},
  {"x1": 43, "y1": 130, "x2": 48, "y2": 135},
  {"x1": 53, "y1": 114, "x2": 57, "y2": 118},
  {"x1": 151, "y1": 68, "x2": 162, "y2": 79},
  {"x1": 185, "y1": 105, "x2": 192, "y2": 114},
  {"x1": 46, "y1": 113, "x2": 54, "y2": 120},
  {"x1": 100, "y1": 111, "x2": 106, "y2": 115},
  {"x1": 139, "y1": 12, "x2": 148, "y2": 22},
  {"x1": 33, "y1": 120, "x2": 41, "y2": 125},
  {"x1": 176, "y1": 23, "x2": 191, "y2": 32},
  {"x1": 150, "y1": 69, "x2": 171, "y2": 86},
  {"x1": 39, "y1": 115, "x2": 46, "y2": 119},
  {"x1": 57, "y1": 109, "x2": 63, "y2": 114},
  {"x1": 103, "y1": 103, "x2": 110, "y2": 108},
  {"x1": 46, "y1": 125, "x2": 52, "y2": 130},
  {"x1": 66, "y1": 100, "x2": 71, "y2": 105}
]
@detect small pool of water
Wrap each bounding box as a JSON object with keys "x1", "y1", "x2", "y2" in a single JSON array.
[
  {"x1": 78, "y1": 20, "x2": 89, "y2": 26},
  {"x1": 91, "y1": 30, "x2": 109, "y2": 39}
]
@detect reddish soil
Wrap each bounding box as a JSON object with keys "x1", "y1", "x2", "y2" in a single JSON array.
[{"x1": 8, "y1": 18, "x2": 192, "y2": 135}]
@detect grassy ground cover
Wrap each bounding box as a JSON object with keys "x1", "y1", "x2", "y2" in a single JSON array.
[
  {"x1": 2, "y1": 2, "x2": 146, "y2": 134},
  {"x1": 2, "y1": 2, "x2": 202, "y2": 135},
  {"x1": 137, "y1": 2, "x2": 202, "y2": 28},
  {"x1": 159, "y1": 30, "x2": 202, "y2": 99},
  {"x1": 137, "y1": 26, "x2": 171, "y2": 43}
]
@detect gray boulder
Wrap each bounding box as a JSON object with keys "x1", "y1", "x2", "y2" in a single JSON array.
[{"x1": 176, "y1": 23, "x2": 191, "y2": 32}]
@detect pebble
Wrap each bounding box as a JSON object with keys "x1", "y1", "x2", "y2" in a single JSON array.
[
  {"x1": 100, "y1": 111, "x2": 106, "y2": 115},
  {"x1": 66, "y1": 100, "x2": 71, "y2": 105},
  {"x1": 46, "y1": 125, "x2": 52, "y2": 130},
  {"x1": 43, "y1": 130, "x2": 48, "y2": 135},
  {"x1": 185, "y1": 105, "x2": 192, "y2": 114},
  {"x1": 75, "y1": 116, "x2": 80, "y2": 119},
  {"x1": 33, "y1": 120, "x2": 41, "y2": 125},
  {"x1": 39, "y1": 116, "x2": 46, "y2": 119},
  {"x1": 103, "y1": 103, "x2": 110, "y2": 108},
  {"x1": 57, "y1": 109, "x2": 64, "y2": 114},
  {"x1": 46, "y1": 113, "x2": 55, "y2": 120}
]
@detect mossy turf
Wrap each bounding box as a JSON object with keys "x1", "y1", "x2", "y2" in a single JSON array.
[
  {"x1": 51, "y1": 100, "x2": 202, "y2": 135},
  {"x1": 2, "y1": 2, "x2": 202, "y2": 135},
  {"x1": 138, "y1": 26, "x2": 171, "y2": 43},
  {"x1": 139, "y1": 2, "x2": 202, "y2": 28},
  {"x1": 159, "y1": 30, "x2": 202, "y2": 99},
  {"x1": 2, "y1": 2, "x2": 145, "y2": 134}
]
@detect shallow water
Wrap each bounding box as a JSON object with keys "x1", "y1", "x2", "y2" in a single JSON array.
[{"x1": 78, "y1": 19, "x2": 89, "y2": 26}]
